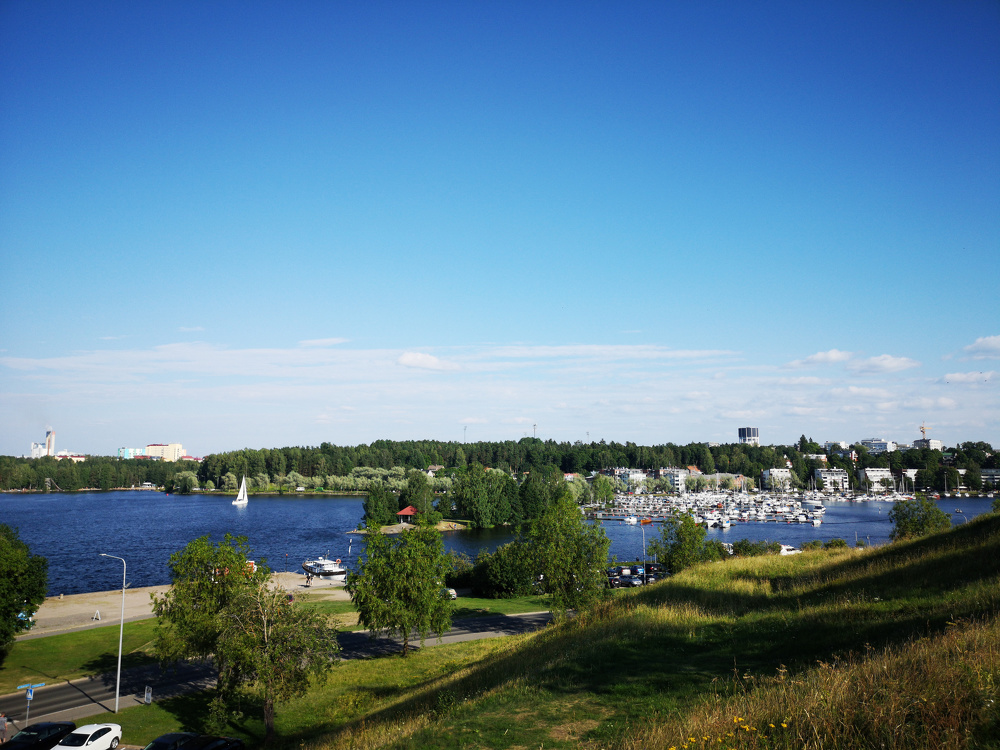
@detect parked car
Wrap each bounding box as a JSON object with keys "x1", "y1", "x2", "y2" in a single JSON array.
[
  {"x1": 184, "y1": 737, "x2": 246, "y2": 750},
  {"x1": 5, "y1": 723, "x2": 77, "y2": 750},
  {"x1": 55, "y1": 725, "x2": 122, "y2": 750},
  {"x1": 141, "y1": 734, "x2": 199, "y2": 750}
]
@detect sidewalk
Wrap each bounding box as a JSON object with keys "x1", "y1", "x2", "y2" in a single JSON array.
[{"x1": 19, "y1": 573, "x2": 350, "y2": 639}]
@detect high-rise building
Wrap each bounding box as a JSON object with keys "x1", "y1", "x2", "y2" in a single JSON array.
[
  {"x1": 738, "y1": 427, "x2": 760, "y2": 446},
  {"x1": 30, "y1": 430, "x2": 55, "y2": 458}
]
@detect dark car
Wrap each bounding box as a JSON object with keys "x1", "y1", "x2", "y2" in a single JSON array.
[
  {"x1": 141, "y1": 734, "x2": 200, "y2": 750},
  {"x1": 5, "y1": 723, "x2": 77, "y2": 750},
  {"x1": 184, "y1": 737, "x2": 246, "y2": 750}
]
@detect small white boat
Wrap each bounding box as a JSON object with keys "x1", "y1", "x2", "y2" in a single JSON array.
[
  {"x1": 624, "y1": 515, "x2": 638, "y2": 525},
  {"x1": 232, "y1": 476, "x2": 249, "y2": 506}
]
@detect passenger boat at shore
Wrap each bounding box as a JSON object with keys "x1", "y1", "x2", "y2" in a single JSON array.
[{"x1": 302, "y1": 554, "x2": 346, "y2": 580}]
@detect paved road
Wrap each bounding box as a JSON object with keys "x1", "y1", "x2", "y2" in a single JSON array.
[{"x1": 0, "y1": 611, "x2": 552, "y2": 729}]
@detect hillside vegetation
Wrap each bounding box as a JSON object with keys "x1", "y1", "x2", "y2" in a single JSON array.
[{"x1": 295, "y1": 514, "x2": 1000, "y2": 750}]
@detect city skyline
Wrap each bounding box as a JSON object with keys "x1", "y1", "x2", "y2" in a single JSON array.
[{"x1": 1, "y1": 2, "x2": 997, "y2": 456}]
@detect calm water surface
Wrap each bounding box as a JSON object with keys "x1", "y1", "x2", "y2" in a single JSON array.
[{"x1": 0, "y1": 491, "x2": 993, "y2": 595}]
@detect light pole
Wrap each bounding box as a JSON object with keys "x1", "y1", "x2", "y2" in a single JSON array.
[
  {"x1": 640, "y1": 523, "x2": 646, "y2": 584},
  {"x1": 99, "y1": 553, "x2": 126, "y2": 713}
]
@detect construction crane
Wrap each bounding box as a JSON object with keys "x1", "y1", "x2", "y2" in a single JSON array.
[{"x1": 920, "y1": 422, "x2": 931, "y2": 440}]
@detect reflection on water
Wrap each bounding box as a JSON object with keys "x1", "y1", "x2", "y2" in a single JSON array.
[{"x1": 1, "y1": 491, "x2": 993, "y2": 595}]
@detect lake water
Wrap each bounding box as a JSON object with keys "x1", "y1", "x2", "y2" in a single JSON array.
[{"x1": 0, "y1": 491, "x2": 994, "y2": 595}]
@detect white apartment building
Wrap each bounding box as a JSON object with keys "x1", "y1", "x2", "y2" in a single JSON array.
[
  {"x1": 738, "y1": 427, "x2": 760, "y2": 446},
  {"x1": 815, "y1": 467, "x2": 850, "y2": 491},
  {"x1": 859, "y1": 467, "x2": 894, "y2": 488},
  {"x1": 762, "y1": 467, "x2": 792, "y2": 489},
  {"x1": 824, "y1": 441, "x2": 849, "y2": 452},
  {"x1": 913, "y1": 438, "x2": 943, "y2": 451},
  {"x1": 657, "y1": 467, "x2": 688, "y2": 493},
  {"x1": 860, "y1": 438, "x2": 897, "y2": 454}
]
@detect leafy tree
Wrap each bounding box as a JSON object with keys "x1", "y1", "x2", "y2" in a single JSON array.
[
  {"x1": 476, "y1": 541, "x2": 535, "y2": 598},
  {"x1": 889, "y1": 497, "x2": 952, "y2": 541},
  {"x1": 215, "y1": 581, "x2": 338, "y2": 743},
  {"x1": 222, "y1": 472, "x2": 239, "y2": 492},
  {"x1": 646, "y1": 513, "x2": 722, "y2": 573},
  {"x1": 151, "y1": 534, "x2": 269, "y2": 665},
  {"x1": 0, "y1": 525, "x2": 48, "y2": 662},
  {"x1": 347, "y1": 527, "x2": 452, "y2": 656},
  {"x1": 592, "y1": 474, "x2": 615, "y2": 504},
  {"x1": 526, "y1": 490, "x2": 610, "y2": 613},
  {"x1": 362, "y1": 485, "x2": 396, "y2": 529},
  {"x1": 174, "y1": 471, "x2": 199, "y2": 494},
  {"x1": 399, "y1": 469, "x2": 433, "y2": 514}
]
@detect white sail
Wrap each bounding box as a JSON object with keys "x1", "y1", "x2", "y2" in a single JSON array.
[{"x1": 233, "y1": 476, "x2": 249, "y2": 506}]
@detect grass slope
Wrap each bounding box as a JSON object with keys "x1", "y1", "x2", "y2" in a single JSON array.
[
  {"x1": 74, "y1": 515, "x2": 1000, "y2": 749},
  {"x1": 312, "y1": 513, "x2": 1000, "y2": 749}
]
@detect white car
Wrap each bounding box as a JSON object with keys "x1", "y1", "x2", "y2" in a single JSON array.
[{"x1": 56, "y1": 725, "x2": 122, "y2": 750}]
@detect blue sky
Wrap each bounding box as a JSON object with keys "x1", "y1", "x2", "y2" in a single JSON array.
[{"x1": 1, "y1": 1, "x2": 998, "y2": 457}]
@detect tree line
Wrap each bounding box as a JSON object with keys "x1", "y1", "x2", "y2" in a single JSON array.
[{"x1": 1, "y1": 437, "x2": 995, "y2": 493}]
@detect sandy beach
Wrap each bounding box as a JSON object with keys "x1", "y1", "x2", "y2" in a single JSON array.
[{"x1": 19, "y1": 572, "x2": 351, "y2": 639}]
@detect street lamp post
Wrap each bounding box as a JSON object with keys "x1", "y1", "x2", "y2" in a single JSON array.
[
  {"x1": 640, "y1": 524, "x2": 646, "y2": 584},
  {"x1": 99, "y1": 553, "x2": 126, "y2": 713}
]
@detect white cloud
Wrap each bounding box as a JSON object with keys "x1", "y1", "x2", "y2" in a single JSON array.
[
  {"x1": 786, "y1": 349, "x2": 853, "y2": 368},
  {"x1": 848, "y1": 354, "x2": 920, "y2": 374},
  {"x1": 963, "y1": 335, "x2": 1000, "y2": 360},
  {"x1": 298, "y1": 337, "x2": 349, "y2": 347},
  {"x1": 397, "y1": 352, "x2": 459, "y2": 371},
  {"x1": 938, "y1": 371, "x2": 995, "y2": 384}
]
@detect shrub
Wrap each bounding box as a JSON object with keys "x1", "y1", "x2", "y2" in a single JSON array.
[
  {"x1": 801, "y1": 540, "x2": 823, "y2": 551},
  {"x1": 823, "y1": 538, "x2": 848, "y2": 550},
  {"x1": 889, "y1": 497, "x2": 952, "y2": 541},
  {"x1": 732, "y1": 539, "x2": 782, "y2": 557}
]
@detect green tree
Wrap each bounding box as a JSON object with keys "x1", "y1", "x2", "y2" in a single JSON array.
[
  {"x1": 347, "y1": 527, "x2": 452, "y2": 656},
  {"x1": 215, "y1": 581, "x2": 338, "y2": 743},
  {"x1": 399, "y1": 469, "x2": 434, "y2": 514},
  {"x1": 647, "y1": 513, "x2": 722, "y2": 573},
  {"x1": 0, "y1": 525, "x2": 48, "y2": 662},
  {"x1": 151, "y1": 534, "x2": 269, "y2": 665},
  {"x1": 889, "y1": 497, "x2": 952, "y2": 541},
  {"x1": 362, "y1": 485, "x2": 396, "y2": 528},
  {"x1": 174, "y1": 471, "x2": 199, "y2": 494},
  {"x1": 592, "y1": 474, "x2": 615, "y2": 504},
  {"x1": 526, "y1": 490, "x2": 610, "y2": 613},
  {"x1": 222, "y1": 472, "x2": 239, "y2": 492}
]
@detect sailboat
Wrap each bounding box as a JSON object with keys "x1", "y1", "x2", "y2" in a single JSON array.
[{"x1": 233, "y1": 476, "x2": 249, "y2": 506}]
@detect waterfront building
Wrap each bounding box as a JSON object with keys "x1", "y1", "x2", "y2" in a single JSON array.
[
  {"x1": 815, "y1": 467, "x2": 850, "y2": 491},
  {"x1": 860, "y1": 438, "x2": 897, "y2": 454},
  {"x1": 824, "y1": 441, "x2": 849, "y2": 452},
  {"x1": 118, "y1": 447, "x2": 146, "y2": 459},
  {"x1": 859, "y1": 467, "x2": 894, "y2": 489},
  {"x1": 762, "y1": 467, "x2": 792, "y2": 490},
  {"x1": 803, "y1": 453, "x2": 828, "y2": 463},
  {"x1": 656, "y1": 467, "x2": 688, "y2": 493},
  {"x1": 738, "y1": 427, "x2": 760, "y2": 446},
  {"x1": 54, "y1": 451, "x2": 86, "y2": 463}
]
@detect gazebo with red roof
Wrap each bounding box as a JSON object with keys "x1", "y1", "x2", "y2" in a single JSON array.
[{"x1": 396, "y1": 505, "x2": 419, "y2": 521}]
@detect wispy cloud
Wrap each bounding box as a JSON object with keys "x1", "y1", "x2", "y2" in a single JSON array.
[
  {"x1": 963, "y1": 335, "x2": 1000, "y2": 360},
  {"x1": 938, "y1": 371, "x2": 995, "y2": 384},
  {"x1": 786, "y1": 349, "x2": 853, "y2": 368},
  {"x1": 848, "y1": 354, "x2": 920, "y2": 375},
  {"x1": 397, "y1": 352, "x2": 459, "y2": 371}
]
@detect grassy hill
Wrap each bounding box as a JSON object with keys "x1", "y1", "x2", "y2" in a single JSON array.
[
  {"x1": 294, "y1": 514, "x2": 1000, "y2": 750},
  {"x1": 89, "y1": 514, "x2": 1000, "y2": 749}
]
